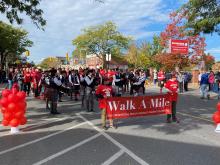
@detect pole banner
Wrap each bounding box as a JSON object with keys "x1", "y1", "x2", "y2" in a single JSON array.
[{"x1": 106, "y1": 94, "x2": 172, "y2": 119}]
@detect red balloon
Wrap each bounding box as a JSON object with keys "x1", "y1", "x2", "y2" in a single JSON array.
[
  {"x1": 0, "y1": 98, "x2": 9, "y2": 107},
  {"x1": 20, "y1": 117, "x2": 27, "y2": 125},
  {"x1": 10, "y1": 118, "x2": 19, "y2": 127},
  {"x1": 14, "y1": 111, "x2": 24, "y2": 119},
  {"x1": 16, "y1": 91, "x2": 26, "y2": 101},
  {"x1": 7, "y1": 103, "x2": 16, "y2": 112},
  {"x1": 17, "y1": 102, "x2": 27, "y2": 111},
  {"x1": 217, "y1": 102, "x2": 220, "y2": 112},
  {"x1": 7, "y1": 94, "x2": 17, "y2": 103},
  {"x1": 12, "y1": 88, "x2": 18, "y2": 95},
  {"x1": 2, "y1": 119, "x2": 9, "y2": 126},
  {"x1": 2, "y1": 89, "x2": 11, "y2": 98},
  {"x1": 3, "y1": 112, "x2": 12, "y2": 121},
  {"x1": 1, "y1": 107, "x2": 7, "y2": 114},
  {"x1": 212, "y1": 111, "x2": 220, "y2": 124}
]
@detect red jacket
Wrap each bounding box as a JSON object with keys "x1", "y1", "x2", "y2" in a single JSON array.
[
  {"x1": 96, "y1": 85, "x2": 113, "y2": 109},
  {"x1": 165, "y1": 79, "x2": 178, "y2": 101},
  {"x1": 158, "y1": 71, "x2": 165, "y2": 81}
]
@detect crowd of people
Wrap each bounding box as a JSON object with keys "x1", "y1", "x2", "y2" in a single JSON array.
[{"x1": 4, "y1": 66, "x2": 186, "y2": 129}]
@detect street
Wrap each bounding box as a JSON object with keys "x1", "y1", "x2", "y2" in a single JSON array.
[{"x1": 0, "y1": 86, "x2": 220, "y2": 165}]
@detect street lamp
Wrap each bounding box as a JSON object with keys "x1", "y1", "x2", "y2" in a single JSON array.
[{"x1": 106, "y1": 48, "x2": 111, "y2": 70}]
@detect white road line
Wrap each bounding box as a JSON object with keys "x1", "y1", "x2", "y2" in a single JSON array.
[
  {"x1": 0, "y1": 116, "x2": 77, "y2": 137},
  {"x1": 101, "y1": 150, "x2": 124, "y2": 165},
  {"x1": 77, "y1": 113, "x2": 150, "y2": 165},
  {"x1": 32, "y1": 133, "x2": 102, "y2": 165},
  {"x1": 0, "y1": 122, "x2": 86, "y2": 155}
]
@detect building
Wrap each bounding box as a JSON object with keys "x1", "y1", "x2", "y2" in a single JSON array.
[{"x1": 85, "y1": 54, "x2": 128, "y2": 69}]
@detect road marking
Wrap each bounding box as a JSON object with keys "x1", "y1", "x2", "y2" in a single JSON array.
[
  {"x1": 101, "y1": 150, "x2": 124, "y2": 165},
  {"x1": 0, "y1": 116, "x2": 77, "y2": 137},
  {"x1": 32, "y1": 133, "x2": 102, "y2": 165},
  {"x1": 0, "y1": 122, "x2": 86, "y2": 155},
  {"x1": 177, "y1": 112, "x2": 213, "y2": 123},
  {"x1": 77, "y1": 113, "x2": 149, "y2": 165}
]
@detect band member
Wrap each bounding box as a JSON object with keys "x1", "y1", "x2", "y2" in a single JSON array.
[
  {"x1": 158, "y1": 69, "x2": 166, "y2": 93},
  {"x1": 73, "y1": 70, "x2": 80, "y2": 101},
  {"x1": 113, "y1": 68, "x2": 123, "y2": 96},
  {"x1": 84, "y1": 70, "x2": 95, "y2": 112},
  {"x1": 164, "y1": 73, "x2": 179, "y2": 123},
  {"x1": 130, "y1": 71, "x2": 145, "y2": 96},
  {"x1": 47, "y1": 69, "x2": 62, "y2": 115},
  {"x1": 96, "y1": 78, "x2": 116, "y2": 130}
]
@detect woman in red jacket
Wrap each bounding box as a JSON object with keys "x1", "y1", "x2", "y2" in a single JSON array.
[
  {"x1": 164, "y1": 73, "x2": 180, "y2": 123},
  {"x1": 24, "y1": 68, "x2": 32, "y2": 96}
]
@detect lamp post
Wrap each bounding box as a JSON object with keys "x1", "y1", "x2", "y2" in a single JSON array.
[{"x1": 106, "y1": 48, "x2": 111, "y2": 70}]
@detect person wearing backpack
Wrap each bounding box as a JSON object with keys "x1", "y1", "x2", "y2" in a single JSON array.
[{"x1": 200, "y1": 70, "x2": 210, "y2": 99}]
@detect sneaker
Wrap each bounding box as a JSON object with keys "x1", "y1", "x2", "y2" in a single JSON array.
[
  {"x1": 90, "y1": 109, "x2": 94, "y2": 112},
  {"x1": 52, "y1": 112, "x2": 61, "y2": 115},
  {"x1": 102, "y1": 126, "x2": 107, "y2": 130},
  {"x1": 110, "y1": 125, "x2": 117, "y2": 129},
  {"x1": 200, "y1": 97, "x2": 204, "y2": 99},
  {"x1": 172, "y1": 118, "x2": 180, "y2": 123}
]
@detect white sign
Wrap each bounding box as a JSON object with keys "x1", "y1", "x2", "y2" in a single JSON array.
[{"x1": 215, "y1": 123, "x2": 220, "y2": 133}]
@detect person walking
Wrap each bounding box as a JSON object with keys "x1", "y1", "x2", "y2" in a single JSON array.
[
  {"x1": 177, "y1": 72, "x2": 184, "y2": 93},
  {"x1": 200, "y1": 70, "x2": 210, "y2": 99},
  {"x1": 164, "y1": 73, "x2": 179, "y2": 123}
]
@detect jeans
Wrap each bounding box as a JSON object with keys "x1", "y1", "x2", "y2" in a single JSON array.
[
  {"x1": 8, "y1": 80, "x2": 13, "y2": 89},
  {"x1": 200, "y1": 84, "x2": 209, "y2": 98}
]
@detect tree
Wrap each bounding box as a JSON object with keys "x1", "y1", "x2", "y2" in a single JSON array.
[
  {"x1": 0, "y1": 0, "x2": 46, "y2": 29},
  {"x1": 72, "y1": 21, "x2": 131, "y2": 67},
  {"x1": 0, "y1": 21, "x2": 33, "y2": 68},
  {"x1": 38, "y1": 57, "x2": 61, "y2": 69},
  {"x1": 156, "y1": 11, "x2": 206, "y2": 70},
  {"x1": 181, "y1": 0, "x2": 220, "y2": 35}
]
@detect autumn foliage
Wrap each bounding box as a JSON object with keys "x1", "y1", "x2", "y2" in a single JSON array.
[{"x1": 155, "y1": 10, "x2": 214, "y2": 71}]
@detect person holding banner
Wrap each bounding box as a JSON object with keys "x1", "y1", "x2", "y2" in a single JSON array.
[
  {"x1": 164, "y1": 73, "x2": 180, "y2": 123},
  {"x1": 96, "y1": 78, "x2": 116, "y2": 130}
]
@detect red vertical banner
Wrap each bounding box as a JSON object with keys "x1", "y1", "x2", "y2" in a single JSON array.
[{"x1": 106, "y1": 94, "x2": 172, "y2": 119}]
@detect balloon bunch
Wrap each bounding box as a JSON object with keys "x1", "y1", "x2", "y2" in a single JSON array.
[
  {"x1": 212, "y1": 102, "x2": 220, "y2": 125},
  {"x1": 0, "y1": 88, "x2": 27, "y2": 128}
]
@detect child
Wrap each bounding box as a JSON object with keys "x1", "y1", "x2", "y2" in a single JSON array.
[
  {"x1": 164, "y1": 73, "x2": 180, "y2": 123},
  {"x1": 96, "y1": 78, "x2": 116, "y2": 130}
]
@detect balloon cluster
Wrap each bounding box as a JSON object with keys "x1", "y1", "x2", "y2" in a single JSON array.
[
  {"x1": 0, "y1": 88, "x2": 27, "y2": 127},
  {"x1": 212, "y1": 102, "x2": 220, "y2": 124}
]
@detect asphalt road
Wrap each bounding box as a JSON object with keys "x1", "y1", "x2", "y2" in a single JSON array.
[{"x1": 0, "y1": 86, "x2": 220, "y2": 165}]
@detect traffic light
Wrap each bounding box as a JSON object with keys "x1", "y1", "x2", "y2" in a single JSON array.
[{"x1": 25, "y1": 50, "x2": 30, "y2": 56}]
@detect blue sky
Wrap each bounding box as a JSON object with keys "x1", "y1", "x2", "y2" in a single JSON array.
[{"x1": 1, "y1": 0, "x2": 220, "y2": 63}]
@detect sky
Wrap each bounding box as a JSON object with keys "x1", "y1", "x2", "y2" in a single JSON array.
[{"x1": 0, "y1": 0, "x2": 220, "y2": 63}]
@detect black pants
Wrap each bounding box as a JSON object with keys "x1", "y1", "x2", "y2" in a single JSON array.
[
  {"x1": 130, "y1": 84, "x2": 140, "y2": 95},
  {"x1": 178, "y1": 82, "x2": 183, "y2": 93},
  {"x1": 24, "y1": 82, "x2": 31, "y2": 95},
  {"x1": 184, "y1": 82, "x2": 188, "y2": 91},
  {"x1": 167, "y1": 101, "x2": 177, "y2": 120}
]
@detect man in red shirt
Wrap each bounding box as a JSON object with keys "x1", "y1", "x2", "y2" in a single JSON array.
[
  {"x1": 23, "y1": 68, "x2": 32, "y2": 96},
  {"x1": 164, "y1": 73, "x2": 179, "y2": 123},
  {"x1": 96, "y1": 78, "x2": 115, "y2": 130},
  {"x1": 158, "y1": 69, "x2": 166, "y2": 93}
]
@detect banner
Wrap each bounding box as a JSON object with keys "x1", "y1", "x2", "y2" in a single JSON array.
[
  {"x1": 106, "y1": 94, "x2": 172, "y2": 119},
  {"x1": 169, "y1": 39, "x2": 189, "y2": 55}
]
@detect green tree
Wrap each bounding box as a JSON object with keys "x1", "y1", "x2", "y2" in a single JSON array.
[
  {"x1": 181, "y1": 0, "x2": 220, "y2": 34},
  {"x1": 72, "y1": 21, "x2": 131, "y2": 67},
  {"x1": 0, "y1": 21, "x2": 33, "y2": 68},
  {"x1": 0, "y1": 0, "x2": 46, "y2": 29},
  {"x1": 39, "y1": 57, "x2": 61, "y2": 69}
]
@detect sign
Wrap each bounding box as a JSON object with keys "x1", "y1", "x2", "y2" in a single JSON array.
[
  {"x1": 169, "y1": 39, "x2": 189, "y2": 55},
  {"x1": 105, "y1": 94, "x2": 172, "y2": 119}
]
